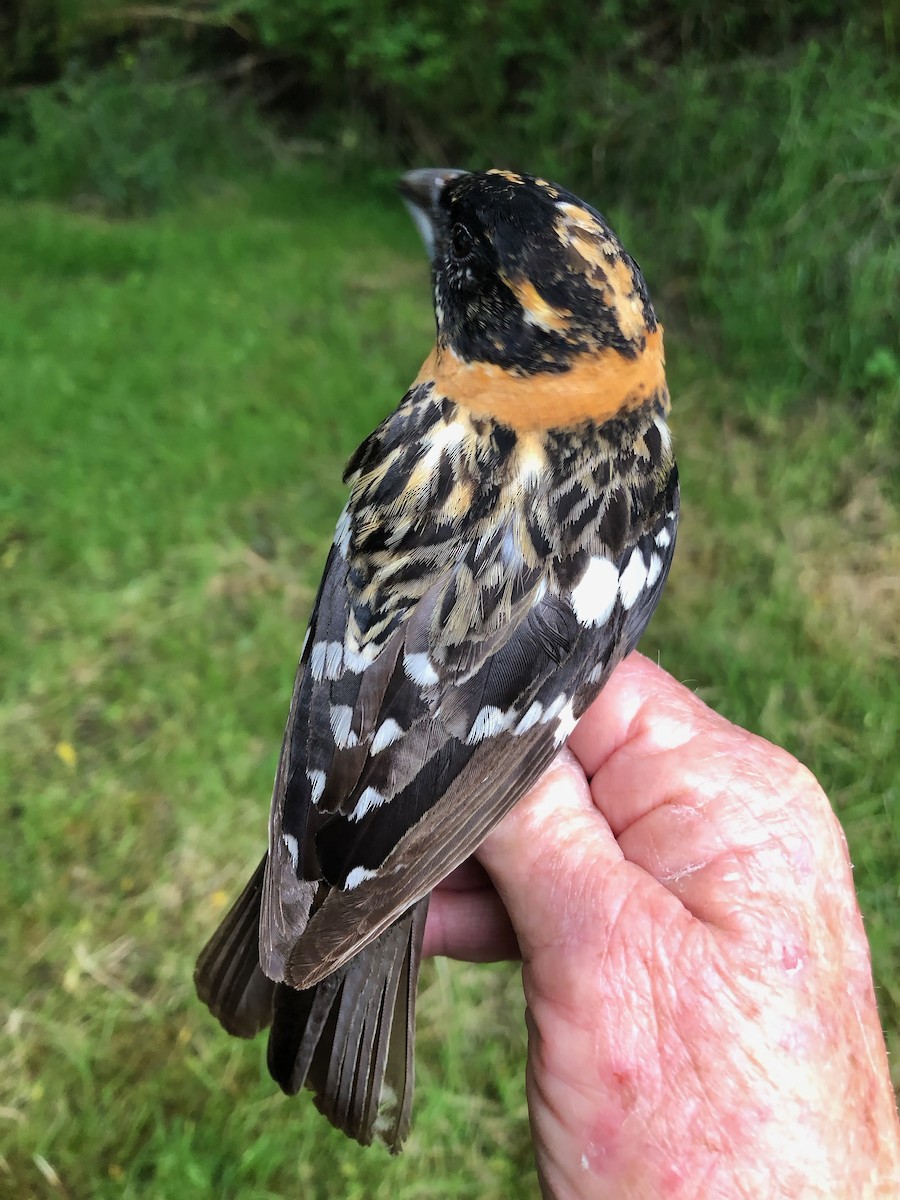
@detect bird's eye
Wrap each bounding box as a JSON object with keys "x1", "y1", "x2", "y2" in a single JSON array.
[{"x1": 450, "y1": 223, "x2": 474, "y2": 260}]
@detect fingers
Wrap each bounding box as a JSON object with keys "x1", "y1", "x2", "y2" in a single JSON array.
[
  {"x1": 423, "y1": 884, "x2": 520, "y2": 961},
  {"x1": 567, "y1": 652, "x2": 712, "y2": 786},
  {"x1": 575, "y1": 656, "x2": 849, "y2": 929},
  {"x1": 478, "y1": 654, "x2": 851, "y2": 954},
  {"x1": 475, "y1": 749, "x2": 636, "y2": 960},
  {"x1": 433, "y1": 859, "x2": 494, "y2": 892}
]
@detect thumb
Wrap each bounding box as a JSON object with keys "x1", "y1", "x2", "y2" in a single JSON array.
[{"x1": 475, "y1": 748, "x2": 630, "y2": 962}]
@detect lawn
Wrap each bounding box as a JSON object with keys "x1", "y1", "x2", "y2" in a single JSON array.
[{"x1": 2, "y1": 164, "x2": 897, "y2": 1199}]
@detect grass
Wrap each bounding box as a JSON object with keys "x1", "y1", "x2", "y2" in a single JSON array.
[{"x1": 1, "y1": 163, "x2": 897, "y2": 1198}]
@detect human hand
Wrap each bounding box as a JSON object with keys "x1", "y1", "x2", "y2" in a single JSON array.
[{"x1": 425, "y1": 654, "x2": 900, "y2": 1199}]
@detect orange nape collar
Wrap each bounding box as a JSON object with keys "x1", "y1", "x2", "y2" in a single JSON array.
[{"x1": 414, "y1": 326, "x2": 666, "y2": 432}]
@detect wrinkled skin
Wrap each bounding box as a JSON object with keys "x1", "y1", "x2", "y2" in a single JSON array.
[{"x1": 425, "y1": 655, "x2": 900, "y2": 1199}]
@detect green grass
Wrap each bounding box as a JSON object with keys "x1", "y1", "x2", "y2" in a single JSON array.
[{"x1": 2, "y1": 165, "x2": 897, "y2": 1198}]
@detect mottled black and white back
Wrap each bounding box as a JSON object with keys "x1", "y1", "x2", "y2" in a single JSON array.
[{"x1": 195, "y1": 167, "x2": 678, "y2": 1151}]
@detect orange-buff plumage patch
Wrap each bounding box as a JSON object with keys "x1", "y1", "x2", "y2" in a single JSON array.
[
  {"x1": 501, "y1": 273, "x2": 572, "y2": 332},
  {"x1": 416, "y1": 326, "x2": 666, "y2": 431}
]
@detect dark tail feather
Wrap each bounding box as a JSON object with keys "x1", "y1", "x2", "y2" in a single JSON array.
[
  {"x1": 194, "y1": 855, "x2": 275, "y2": 1038},
  {"x1": 267, "y1": 897, "x2": 428, "y2": 1152}
]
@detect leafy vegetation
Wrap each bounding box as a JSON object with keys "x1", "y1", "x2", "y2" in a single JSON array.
[{"x1": 0, "y1": 40, "x2": 266, "y2": 214}]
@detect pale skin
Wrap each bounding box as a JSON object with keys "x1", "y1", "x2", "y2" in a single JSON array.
[{"x1": 424, "y1": 654, "x2": 900, "y2": 1199}]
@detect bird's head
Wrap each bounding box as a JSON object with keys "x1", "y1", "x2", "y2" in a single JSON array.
[{"x1": 399, "y1": 167, "x2": 659, "y2": 377}]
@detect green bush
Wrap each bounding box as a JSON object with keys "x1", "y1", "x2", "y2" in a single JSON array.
[{"x1": 0, "y1": 39, "x2": 264, "y2": 214}]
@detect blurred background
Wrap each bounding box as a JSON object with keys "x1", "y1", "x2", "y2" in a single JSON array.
[{"x1": 1, "y1": 3, "x2": 897, "y2": 1196}]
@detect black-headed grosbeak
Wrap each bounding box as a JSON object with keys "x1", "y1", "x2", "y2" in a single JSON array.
[{"x1": 195, "y1": 168, "x2": 678, "y2": 1151}]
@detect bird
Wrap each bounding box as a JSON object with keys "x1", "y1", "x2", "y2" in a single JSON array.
[{"x1": 194, "y1": 167, "x2": 679, "y2": 1152}]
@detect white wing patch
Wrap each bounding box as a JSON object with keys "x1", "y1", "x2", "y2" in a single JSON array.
[
  {"x1": 553, "y1": 698, "x2": 579, "y2": 745},
  {"x1": 311, "y1": 640, "x2": 345, "y2": 682},
  {"x1": 312, "y1": 636, "x2": 374, "y2": 683},
  {"x1": 465, "y1": 705, "x2": 513, "y2": 745},
  {"x1": 348, "y1": 786, "x2": 386, "y2": 823},
  {"x1": 329, "y1": 704, "x2": 358, "y2": 749},
  {"x1": 343, "y1": 637, "x2": 379, "y2": 672},
  {"x1": 571, "y1": 556, "x2": 619, "y2": 626},
  {"x1": 371, "y1": 718, "x2": 404, "y2": 754},
  {"x1": 646, "y1": 552, "x2": 663, "y2": 589},
  {"x1": 308, "y1": 769, "x2": 327, "y2": 804},
  {"x1": 283, "y1": 832, "x2": 300, "y2": 868},
  {"x1": 618, "y1": 551, "x2": 647, "y2": 611},
  {"x1": 514, "y1": 700, "x2": 544, "y2": 735},
  {"x1": 404, "y1": 651, "x2": 439, "y2": 687},
  {"x1": 655, "y1": 509, "x2": 677, "y2": 551},
  {"x1": 541, "y1": 693, "x2": 568, "y2": 724},
  {"x1": 344, "y1": 866, "x2": 379, "y2": 891}
]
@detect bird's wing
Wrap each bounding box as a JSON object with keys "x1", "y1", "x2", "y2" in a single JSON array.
[{"x1": 261, "y1": 405, "x2": 678, "y2": 989}]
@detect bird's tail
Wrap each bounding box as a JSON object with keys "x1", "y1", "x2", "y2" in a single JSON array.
[
  {"x1": 194, "y1": 859, "x2": 427, "y2": 1152},
  {"x1": 194, "y1": 856, "x2": 274, "y2": 1038}
]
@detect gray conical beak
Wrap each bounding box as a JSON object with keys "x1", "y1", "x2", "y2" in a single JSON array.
[{"x1": 398, "y1": 168, "x2": 467, "y2": 259}]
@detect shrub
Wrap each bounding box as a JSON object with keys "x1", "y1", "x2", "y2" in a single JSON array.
[{"x1": 0, "y1": 39, "x2": 263, "y2": 214}]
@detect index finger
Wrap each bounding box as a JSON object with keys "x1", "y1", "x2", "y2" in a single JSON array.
[{"x1": 569, "y1": 654, "x2": 850, "y2": 929}]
